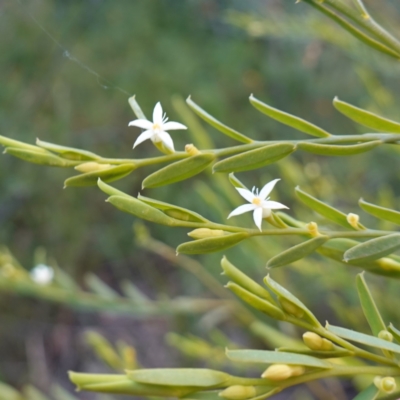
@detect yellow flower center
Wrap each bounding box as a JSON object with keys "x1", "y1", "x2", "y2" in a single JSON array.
[
  {"x1": 252, "y1": 197, "x2": 261, "y2": 206},
  {"x1": 153, "y1": 123, "x2": 161, "y2": 132}
]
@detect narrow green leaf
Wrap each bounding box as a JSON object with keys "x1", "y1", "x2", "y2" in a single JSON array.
[
  {"x1": 228, "y1": 173, "x2": 249, "y2": 190},
  {"x1": 264, "y1": 275, "x2": 321, "y2": 327},
  {"x1": 274, "y1": 212, "x2": 306, "y2": 229},
  {"x1": 107, "y1": 195, "x2": 178, "y2": 226},
  {"x1": 5, "y1": 147, "x2": 76, "y2": 167},
  {"x1": 249, "y1": 95, "x2": 330, "y2": 138},
  {"x1": 352, "y1": 384, "x2": 379, "y2": 400},
  {"x1": 0, "y1": 135, "x2": 48, "y2": 153},
  {"x1": 356, "y1": 272, "x2": 386, "y2": 336},
  {"x1": 278, "y1": 347, "x2": 353, "y2": 359},
  {"x1": 226, "y1": 282, "x2": 285, "y2": 320},
  {"x1": 333, "y1": 97, "x2": 400, "y2": 133},
  {"x1": 318, "y1": 238, "x2": 400, "y2": 279},
  {"x1": 298, "y1": 141, "x2": 381, "y2": 156},
  {"x1": 128, "y1": 95, "x2": 147, "y2": 120},
  {"x1": 186, "y1": 96, "x2": 253, "y2": 144},
  {"x1": 23, "y1": 385, "x2": 51, "y2": 400},
  {"x1": 65, "y1": 164, "x2": 136, "y2": 187},
  {"x1": 295, "y1": 186, "x2": 362, "y2": 229},
  {"x1": 177, "y1": 233, "x2": 249, "y2": 254},
  {"x1": 221, "y1": 256, "x2": 274, "y2": 302},
  {"x1": 36, "y1": 139, "x2": 100, "y2": 160},
  {"x1": 51, "y1": 385, "x2": 80, "y2": 400},
  {"x1": 142, "y1": 153, "x2": 215, "y2": 188},
  {"x1": 182, "y1": 391, "x2": 222, "y2": 400},
  {"x1": 266, "y1": 236, "x2": 329, "y2": 269},
  {"x1": 388, "y1": 324, "x2": 400, "y2": 343},
  {"x1": 344, "y1": 234, "x2": 400, "y2": 263},
  {"x1": 127, "y1": 368, "x2": 231, "y2": 388},
  {"x1": 213, "y1": 143, "x2": 295, "y2": 173},
  {"x1": 226, "y1": 349, "x2": 332, "y2": 368},
  {"x1": 138, "y1": 194, "x2": 209, "y2": 223},
  {"x1": 359, "y1": 198, "x2": 400, "y2": 225},
  {"x1": 84, "y1": 274, "x2": 119, "y2": 300},
  {"x1": 327, "y1": 324, "x2": 400, "y2": 353},
  {"x1": 97, "y1": 179, "x2": 131, "y2": 197}
]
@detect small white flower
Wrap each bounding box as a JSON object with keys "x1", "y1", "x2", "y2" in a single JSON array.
[
  {"x1": 128, "y1": 102, "x2": 187, "y2": 152},
  {"x1": 30, "y1": 264, "x2": 54, "y2": 285},
  {"x1": 228, "y1": 179, "x2": 288, "y2": 231}
]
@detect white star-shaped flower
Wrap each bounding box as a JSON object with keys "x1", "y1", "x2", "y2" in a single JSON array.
[
  {"x1": 228, "y1": 179, "x2": 288, "y2": 231},
  {"x1": 128, "y1": 102, "x2": 187, "y2": 152},
  {"x1": 30, "y1": 264, "x2": 54, "y2": 285}
]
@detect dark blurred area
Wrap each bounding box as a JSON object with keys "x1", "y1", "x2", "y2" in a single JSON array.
[{"x1": 1, "y1": 0, "x2": 400, "y2": 399}]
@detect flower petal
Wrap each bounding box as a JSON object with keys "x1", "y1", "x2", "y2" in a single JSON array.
[
  {"x1": 228, "y1": 203, "x2": 256, "y2": 219},
  {"x1": 158, "y1": 131, "x2": 175, "y2": 152},
  {"x1": 162, "y1": 121, "x2": 188, "y2": 131},
  {"x1": 253, "y1": 207, "x2": 263, "y2": 231},
  {"x1": 153, "y1": 102, "x2": 163, "y2": 125},
  {"x1": 263, "y1": 200, "x2": 289, "y2": 210},
  {"x1": 259, "y1": 179, "x2": 280, "y2": 200},
  {"x1": 128, "y1": 119, "x2": 153, "y2": 130},
  {"x1": 133, "y1": 130, "x2": 154, "y2": 148},
  {"x1": 235, "y1": 188, "x2": 255, "y2": 203}
]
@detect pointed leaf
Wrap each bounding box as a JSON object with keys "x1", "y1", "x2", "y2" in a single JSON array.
[
  {"x1": 228, "y1": 173, "x2": 249, "y2": 190},
  {"x1": 97, "y1": 179, "x2": 131, "y2": 197},
  {"x1": 226, "y1": 282, "x2": 285, "y2": 320},
  {"x1": 388, "y1": 324, "x2": 400, "y2": 343},
  {"x1": 356, "y1": 272, "x2": 386, "y2": 336},
  {"x1": 295, "y1": 186, "x2": 363, "y2": 229},
  {"x1": 266, "y1": 236, "x2": 329, "y2": 269},
  {"x1": 138, "y1": 195, "x2": 209, "y2": 223},
  {"x1": 213, "y1": 143, "x2": 295, "y2": 173},
  {"x1": 177, "y1": 233, "x2": 249, "y2": 254},
  {"x1": 249, "y1": 95, "x2": 330, "y2": 138},
  {"x1": 221, "y1": 256, "x2": 274, "y2": 302},
  {"x1": 327, "y1": 324, "x2": 400, "y2": 353},
  {"x1": 84, "y1": 273, "x2": 119, "y2": 299},
  {"x1": 0, "y1": 135, "x2": 48, "y2": 153},
  {"x1": 36, "y1": 139, "x2": 100, "y2": 160},
  {"x1": 65, "y1": 164, "x2": 136, "y2": 187},
  {"x1": 333, "y1": 97, "x2": 400, "y2": 133},
  {"x1": 226, "y1": 349, "x2": 332, "y2": 368},
  {"x1": 343, "y1": 234, "x2": 400, "y2": 263},
  {"x1": 142, "y1": 154, "x2": 215, "y2": 188},
  {"x1": 264, "y1": 275, "x2": 321, "y2": 327},
  {"x1": 298, "y1": 141, "x2": 381, "y2": 156},
  {"x1": 186, "y1": 97, "x2": 252, "y2": 144},
  {"x1": 127, "y1": 368, "x2": 231, "y2": 388},
  {"x1": 4, "y1": 147, "x2": 76, "y2": 167},
  {"x1": 107, "y1": 196, "x2": 178, "y2": 226},
  {"x1": 352, "y1": 384, "x2": 379, "y2": 400},
  {"x1": 359, "y1": 198, "x2": 400, "y2": 225}
]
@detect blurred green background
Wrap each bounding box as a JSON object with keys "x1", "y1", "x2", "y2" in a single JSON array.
[{"x1": 1, "y1": 0, "x2": 400, "y2": 398}]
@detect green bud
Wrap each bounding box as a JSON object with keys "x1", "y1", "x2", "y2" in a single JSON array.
[
  {"x1": 378, "y1": 330, "x2": 393, "y2": 342},
  {"x1": 261, "y1": 364, "x2": 304, "y2": 381},
  {"x1": 75, "y1": 162, "x2": 112, "y2": 173},
  {"x1": 279, "y1": 297, "x2": 304, "y2": 318},
  {"x1": 374, "y1": 376, "x2": 397, "y2": 393},
  {"x1": 219, "y1": 386, "x2": 257, "y2": 400},
  {"x1": 188, "y1": 229, "x2": 226, "y2": 239},
  {"x1": 226, "y1": 282, "x2": 285, "y2": 320}
]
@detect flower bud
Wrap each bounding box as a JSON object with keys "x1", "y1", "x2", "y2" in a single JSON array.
[
  {"x1": 347, "y1": 213, "x2": 360, "y2": 229},
  {"x1": 378, "y1": 330, "x2": 393, "y2": 342},
  {"x1": 321, "y1": 338, "x2": 335, "y2": 351},
  {"x1": 376, "y1": 257, "x2": 400, "y2": 271},
  {"x1": 306, "y1": 222, "x2": 319, "y2": 237},
  {"x1": 261, "y1": 364, "x2": 304, "y2": 381},
  {"x1": 185, "y1": 144, "x2": 201, "y2": 156},
  {"x1": 279, "y1": 297, "x2": 304, "y2": 318},
  {"x1": 188, "y1": 228, "x2": 225, "y2": 240},
  {"x1": 303, "y1": 332, "x2": 323, "y2": 350},
  {"x1": 219, "y1": 385, "x2": 257, "y2": 400},
  {"x1": 75, "y1": 162, "x2": 112, "y2": 173},
  {"x1": 374, "y1": 376, "x2": 396, "y2": 393}
]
